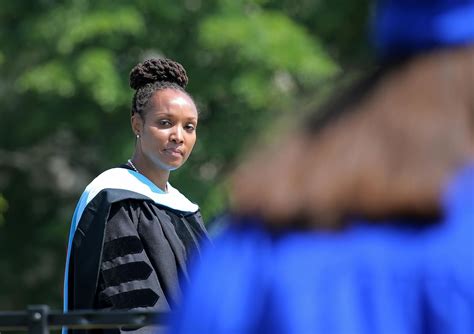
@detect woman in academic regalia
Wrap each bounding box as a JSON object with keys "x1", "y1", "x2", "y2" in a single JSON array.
[
  {"x1": 171, "y1": 1, "x2": 474, "y2": 333},
  {"x1": 63, "y1": 58, "x2": 209, "y2": 334}
]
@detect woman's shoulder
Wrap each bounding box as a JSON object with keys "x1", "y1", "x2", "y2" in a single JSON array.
[
  {"x1": 80, "y1": 167, "x2": 140, "y2": 201},
  {"x1": 78, "y1": 167, "x2": 199, "y2": 214}
]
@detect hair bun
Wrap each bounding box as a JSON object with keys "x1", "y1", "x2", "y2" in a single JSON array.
[{"x1": 129, "y1": 58, "x2": 189, "y2": 90}]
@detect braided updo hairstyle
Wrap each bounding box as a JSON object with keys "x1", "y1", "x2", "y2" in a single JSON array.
[{"x1": 129, "y1": 58, "x2": 190, "y2": 117}]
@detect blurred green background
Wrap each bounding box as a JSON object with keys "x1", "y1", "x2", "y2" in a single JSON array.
[{"x1": 0, "y1": 0, "x2": 372, "y2": 310}]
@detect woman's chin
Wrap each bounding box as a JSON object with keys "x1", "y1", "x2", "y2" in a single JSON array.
[
  {"x1": 152, "y1": 156, "x2": 186, "y2": 172},
  {"x1": 163, "y1": 161, "x2": 185, "y2": 171}
]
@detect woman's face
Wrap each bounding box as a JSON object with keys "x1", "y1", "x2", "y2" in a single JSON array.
[{"x1": 133, "y1": 88, "x2": 198, "y2": 171}]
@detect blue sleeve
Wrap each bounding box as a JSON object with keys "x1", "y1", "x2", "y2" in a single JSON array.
[{"x1": 170, "y1": 226, "x2": 274, "y2": 334}]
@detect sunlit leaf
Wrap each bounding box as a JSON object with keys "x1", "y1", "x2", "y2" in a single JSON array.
[
  {"x1": 76, "y1": 49, "x2": 125, "y2": 111},
  {"x1": 16, "y1": 61, "x2": 75, "y2": 97}
]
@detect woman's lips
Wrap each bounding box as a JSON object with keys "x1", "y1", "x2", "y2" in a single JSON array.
[{"x1": 164, "y1": 148, "x2": 183, "y2": 157}]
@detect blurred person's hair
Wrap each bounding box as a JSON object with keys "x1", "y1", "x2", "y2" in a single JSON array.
[{"x1": 291, "y1": 46, "x2": 474, "y2": 227}]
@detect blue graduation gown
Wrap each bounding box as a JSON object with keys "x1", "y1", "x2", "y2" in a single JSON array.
[{"x1": 171, "y1": 163, "x2": 474, "y2": 333}]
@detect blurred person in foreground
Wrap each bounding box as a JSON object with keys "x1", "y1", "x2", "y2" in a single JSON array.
[
  {"x1": 63, "y1": 58, "x2": 209, "y2": 334},
  {"x1": 170, "y1": 0, "x2": 474, "y2": 333}
]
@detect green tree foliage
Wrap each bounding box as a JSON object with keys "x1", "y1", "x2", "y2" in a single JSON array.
[{"x1": 0, "y1": 0, "x2": 370, "y2": 309}]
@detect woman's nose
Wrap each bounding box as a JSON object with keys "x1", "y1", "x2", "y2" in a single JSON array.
[{"x1": 170, "y1": 126, "x2": 184, "y2": 143}]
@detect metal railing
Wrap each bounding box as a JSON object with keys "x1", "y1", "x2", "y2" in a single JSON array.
[{"x1": 0, "y1": 305, "x2": 167, "y2": 334}]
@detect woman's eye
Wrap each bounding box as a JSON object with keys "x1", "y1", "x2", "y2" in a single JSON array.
[
  {"x1": 185, "y1": 124, "x2": 196, "y2": 131},
  {"x1": 159, "y1": 120, "x2": 172, "y2": 126}
]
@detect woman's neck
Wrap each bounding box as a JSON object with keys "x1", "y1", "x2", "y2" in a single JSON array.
[{"x1": 130, "y1": 153, "x2": 170, "y2": 192}]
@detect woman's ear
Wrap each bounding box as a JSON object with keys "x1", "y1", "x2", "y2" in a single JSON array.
[{"x1": 131, "y1": 113, "x2": 143, "y2": 136}]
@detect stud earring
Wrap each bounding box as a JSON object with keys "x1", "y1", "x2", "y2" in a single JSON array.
[{"x1": 136, "y1": 134, "x2": 140, "y2": 139}]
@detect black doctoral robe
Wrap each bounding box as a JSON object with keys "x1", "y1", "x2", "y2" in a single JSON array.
[{"x1": 63, "y1": 165, "x2": 209, "y2": 334}]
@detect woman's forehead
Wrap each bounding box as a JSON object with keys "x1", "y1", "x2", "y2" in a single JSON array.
[
  {"x1": 152, "y1": 89, "x2": 194, "y2": 107},
  {"x1": 148, "y1": 89, "x2": 198, "y2": 117}
]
